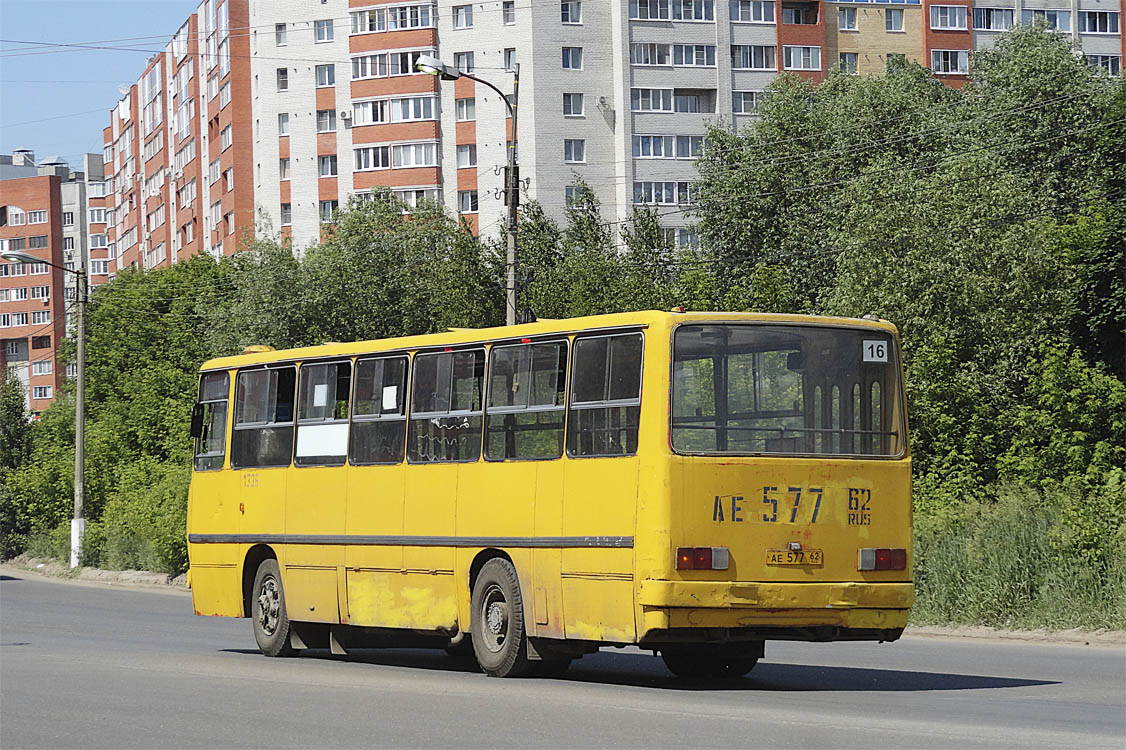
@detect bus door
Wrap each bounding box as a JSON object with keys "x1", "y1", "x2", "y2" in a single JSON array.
[
  {"x1": 345, "y1": 354, "x2": 409, "y2": 628},
  {"x1": 476, "y1": 340, "x2": 570, "y2": 638},
  {"x1": 560, "y1": 332, "x2": 645, "y2": 643},
  {"x1": 402, "y1": 348, "x2": 486, "y2": 631},
  {"x1": 283, "y1": 360, "x2": 352, "y2": 623}
]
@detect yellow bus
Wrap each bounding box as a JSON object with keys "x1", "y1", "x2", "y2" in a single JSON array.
[{"x1": 187, "y1": 311, "x2": 913, "y2": 678}]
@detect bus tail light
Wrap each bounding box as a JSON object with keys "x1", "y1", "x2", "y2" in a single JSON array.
[
  {"x1": 858, "y1": 547, "x2": 907, "y2": 571},
  {"x1": 676, "y1": 547, "x2": 729, "y2": 570}
]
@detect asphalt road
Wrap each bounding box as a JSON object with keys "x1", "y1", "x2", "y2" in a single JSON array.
[{"x1": 1, "y1": 572, "x2": 1123, "y2": 749}]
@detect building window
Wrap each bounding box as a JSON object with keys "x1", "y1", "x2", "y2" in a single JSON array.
[
  {"x1": 221, "y1": 125, "x2": 232, "y2": 150},
  {"x1": 225, "y1": 213, "x2": 234, "y2": 235},
  {"x1": 931, "y1": 49, "x2": 969, "y2": 74},
  {"x1": 562, "y1": 47, "x2": 583, "y2": 69},
  {"x1": 317, "y1": 109, "x2": 337, "y2": 132},
  {"x1": 351, "y1": 9, "x2": 386, "y2": 34},
  {"x1": 454, "y1": 4, "x2": 473, "y2": 28},
  {"x1": 1022, "y1": 9, "x2": 1071, "y2": 31},
  {"x1": 354, "y1": 99, "x2": 389, "y2": 125},
  {"x1": 31, "y1": 335, "x2": 50, "y2": 349},
  {"x1": 1087, "y1": 54, "x2": 1121, "y2": 75},
  {"x1": 885, "y1": 8, "x2": 904, "y2": 30},
  {"x1": 279, "y1": 158, "x2": 290, "y2": 180},
  {"x1": 674, "y1": 44, "x2": 716, "y2": 66},
  {"x1": 220, "y1": 81, "x2": 231, "y2": 107},
  {"x1": 90, "y1": 260, "x2": 109, "y2": 275},
  {"x1": 839, "y1": 7, "x2": 857, "y2": 30},
  {"x1": 455, "y1": 52, "x2": 475, "y2": 73},
  {"x1": 391, "y1": 142, "x2": 438, "y2": 168},
  {"x1": 561, "y1": 1, "x2": 582, "y2": 24},
  {"x1": 26, "y1": 210, "x2": 47, "y2": 224},
  {"x1": 280, "y1": 203, "x2": 292, "y2": 225},
  {"x1": 930, "y1": 5, "x2": 968, "y2": 30},
  {"x1": 782, "y1": 3, "x2": 817, "y2": 24},
  {"x1": 730, "y1": 0, "x2": 773, "y2": 23},
  {"x1": 633, "y1": 134, "x2": 674, "y2": 157},
  {"x1": 731, "y1": 44, "x2": 776, "y2": 70},
  {"x1": 33, "y1": 360, "x2": 52, "y2": 376},
  {"x1": 63, "y1": 211, "x2": 74, "y2": 226},
  {"x1": 32, "y1": 311, "x2": 50, "y2": 324},
  {"x1": 456, "y1": 144, "x2": 477, "y2": 168},
  {"x1": 224, "y1": 168, "x2": 234, "y2": 192},
  {"x1": 276, "y1": 68, "x2": 288, "y2": 91},
  {"x1": 319, "y1": 200, "x2": 339, "y2": 223},
  {"x1": 633, "y1": 181, "x2": 694, "y2": 204},
  {"x1": 1078, "y1": 11, "x2": 1119, "y2": 33},
  {"x1": 504, "y1": 48, "x2": 517, "y2": 71},
  {"x1": 63, "y1": 236, "x2": 75, "y2": 250},
  {"x1": 28, "y1": 235, "x2": 48, "y2": 249},
  {"x1": 456, "y1": 97, "x2": 476, "y2": 121},
  {"x1": 319, "y1": 155, "x2": 338, "y2": 177},
  {"x1": 631, "y1": 88, "x2": 673, "y2": 111},
  {"x1": 458, "y1": 190, "x2": 479, "y2": 213},
  {"x1": 90, "y1": 234, "x2": 107, "y2": 248},
  {"x1": 563, "y1": 92, "x2": 584, "y2": 116},
  {"x1": 314, "y1": 19, "x2": 335, "y2": 42},
  {"x1": 504, "y1": 0, "x2": 516, "y2": 23},
  {"x1": 676, "y1": 135, "x2": 704, "y2": 158},
  {"x1": 840, "y1": 52, "x2": 858, "y2": 74},
  {"x1": 316, "y1": 64, "x2": 335, "y2": 87},
  {"x1": 973, "y1": 8, "x2": 1014, "y2": 30},
  {"x1": 783, "y1": 45, "x2": 821, "y2": 71},
  {"x1": 33, "y1": 386, "x2": 53, "y2": 400},
  {"x1": 275, "y1": 23, "x2": 286, "y2": 45},
  {"x1": 388, "y1": 4, "x2": 435, "y2": 29},
  {"x1": 354, "y1": 145, "x2": 391, "y2": 170},
  {"x1": 564, "y1": 138, "x2": 586, "y2": 163},
  {"x1": 631, "y1": 43, "x2": 670, "y2": 65},
  {"x1": 30, "y1": 285, "x2": 49, "y2": 300}
]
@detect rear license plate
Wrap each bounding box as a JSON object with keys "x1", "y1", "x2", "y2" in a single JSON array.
[{"x1": 766, "y1": 549, "x2": 824, "y2": 566}]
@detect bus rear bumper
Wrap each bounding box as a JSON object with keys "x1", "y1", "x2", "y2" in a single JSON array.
[{"x1": 637, "y1": 580, "x2": 913, "y2": 640}]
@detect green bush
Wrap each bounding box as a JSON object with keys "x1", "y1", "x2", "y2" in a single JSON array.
[{"x1": 99, "y1": 460, "x2": 190, "y2": 575}]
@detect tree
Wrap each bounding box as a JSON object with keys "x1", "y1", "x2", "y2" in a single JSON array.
[{"x1": 0, "y1": 376, "x2": 30, "y2": 471}]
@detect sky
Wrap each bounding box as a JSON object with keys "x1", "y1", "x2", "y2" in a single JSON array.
[{"x1": 0, "y1": 0, "x2": 197, "y2": 168}]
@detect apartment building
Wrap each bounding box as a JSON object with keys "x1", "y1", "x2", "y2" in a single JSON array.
[
  {"x1": 102, "y1": 0, "x2": 1122, "y2": 269},
  {"x1": 0, "y1": 150, "x2": 105, "y2": 414}
]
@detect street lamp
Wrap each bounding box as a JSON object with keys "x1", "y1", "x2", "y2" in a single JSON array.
[
  {"x1": 417, "y1": 54, "x2": 521, "y2": 326},
  {"x1": 2, "y1": 249, "x2": 87, "y2": 568}
]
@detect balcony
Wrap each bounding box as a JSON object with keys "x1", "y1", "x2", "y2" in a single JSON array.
[{"x1": 781, "y1": 3, "x2": 818, "y2": 24}]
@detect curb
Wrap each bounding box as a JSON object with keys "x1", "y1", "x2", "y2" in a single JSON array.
[{"x1": 4, "y1": 555, "x2": 1123, "y2": 647}]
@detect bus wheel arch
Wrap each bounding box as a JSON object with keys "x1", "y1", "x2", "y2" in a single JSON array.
[{"x1": 242, "y1": 544, "x2": 277, "y2": 619}]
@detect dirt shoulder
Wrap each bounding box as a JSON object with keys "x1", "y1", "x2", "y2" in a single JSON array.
[{"x1": 4, "y1": 555, "x2": 1123, "y2": 648}]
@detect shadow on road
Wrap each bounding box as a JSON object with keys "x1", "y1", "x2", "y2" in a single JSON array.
[
  {"x1": 0, "y1": 575, "x2": 22, "y2": 581},
  {"x1": 220, "y1": 646, "x2": 1058, "y2": 692}
]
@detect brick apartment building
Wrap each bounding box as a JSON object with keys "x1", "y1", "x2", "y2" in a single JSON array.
[
  {"x1": 87, "y1": 0, "x2": 1122, "y2": 268},
  {"x1": 0, "y1": 150, "x2": 107, "y2": 414}
]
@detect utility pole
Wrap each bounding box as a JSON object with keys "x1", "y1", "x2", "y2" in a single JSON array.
[
  {"x1": 505, "y1": 63, "x2": 520, "y2": 326},
  {"x1": 72, "y1": 262, "x2": 87, "y2": 568}
]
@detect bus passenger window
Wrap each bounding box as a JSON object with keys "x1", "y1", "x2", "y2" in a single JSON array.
[
  {"x1": 231, "y1": 366, "x2": 297, "y2": 469},
  {"x1": 408, "y1": 349, "x2": 485, "y2": 463},
  {"x1": 350, "y1": 355, "x2": 408, "y2": 465},
  {"x1": 194, "y1": 371, "x2": 229, "y2": 471},
  {"x1": 567, "y1": 333, "x2": 643, "y2": 457},
  {"x1": 485, "y1": 341, "x2": 567, "y2": 460},
  {"x1": 294, "y1": 361, "x2": 351, "y2": 466}
]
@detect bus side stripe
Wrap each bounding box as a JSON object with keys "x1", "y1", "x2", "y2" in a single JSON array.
[{"x1": 187, "y1": 534, "x2": 634, "y2": 548}]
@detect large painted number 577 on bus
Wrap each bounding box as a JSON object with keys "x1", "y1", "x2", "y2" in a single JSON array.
[{"x1": 187, "y1": 311, "x2": 913, "y2": 678}]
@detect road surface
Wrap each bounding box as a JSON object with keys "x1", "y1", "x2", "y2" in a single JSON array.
[{"x1": 1, "y1": 571, "x2": 1122, "y2": 748}]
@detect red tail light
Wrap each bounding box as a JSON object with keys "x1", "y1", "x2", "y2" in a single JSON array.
[
  {"x1": 858, "y1": 547, "x2": 907, "y2": 571},
  {"x1": 676, "y1": 547, "x2": 729, "y2": 570}
]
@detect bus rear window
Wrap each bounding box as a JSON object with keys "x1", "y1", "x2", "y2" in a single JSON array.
[{"x1": 672, "y1": 324, "x2": 904, "y2": 457}]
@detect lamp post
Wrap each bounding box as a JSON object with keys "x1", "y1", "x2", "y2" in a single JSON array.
[
  {"x1": 2, "y1": 249, "x2": 86, "y2": 568},
  {"x1": 416, "y1": 54, "x2": 521, "y2": 326}
]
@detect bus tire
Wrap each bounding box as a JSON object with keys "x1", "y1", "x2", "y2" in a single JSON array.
[
  {"x1": 470, "y1": 558, "x2": 533, "y2": 677},
  {"x1": 251, "y1": 558, "x2": 296, "y2": 657},
  {"x1": 661, "y1": 644, "x2": 759, "y2": 679}
]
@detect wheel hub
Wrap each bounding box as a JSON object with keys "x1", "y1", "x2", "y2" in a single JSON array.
[{"x1": 257, "y1": 577, "x2": 280, "y2": 636}]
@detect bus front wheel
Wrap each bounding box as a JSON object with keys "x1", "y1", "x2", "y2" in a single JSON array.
[
  {"x1": 251, "y1": 558, "x2": 296, "y2": 657},
  {"x1": 470, "y1": 558, "x2": 533, "y2": 677},
  {"x1": 661, "y1": 643, "x2": 761, "y2": 679}
]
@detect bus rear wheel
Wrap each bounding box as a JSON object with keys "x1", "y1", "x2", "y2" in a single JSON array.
[
  {"x1": 470, "y1": 558, "x2": 533, "y2": 677},
  {"x1": 251, "y1": 558, "x2": 296, "y2": 657},
  {"x1": 661, "y1": 643, "x2": 761, "y2": 679}
]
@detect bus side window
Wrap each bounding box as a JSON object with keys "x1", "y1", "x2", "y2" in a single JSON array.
[
  {"x1": 194, "y1": 371, "x2": 230, "y2": 471},
  {"x1": 408, "y1": 349, "x2": 485, "y2": 463},
  {"x1": 485, "y1": 341, "x2": 567, "y2": 460},
  {"x1": 295, "y1": 361, "x2": 351, "y2": 467},
  {"x1": 231, "y1": 366, "x2": 297, "y2": 469},
  {"x1": 567, "y1": 332, "x2": 643, "y2": 457},
  {"x1": 350, "y1": 355, "x2": 408, "y2": 465}
]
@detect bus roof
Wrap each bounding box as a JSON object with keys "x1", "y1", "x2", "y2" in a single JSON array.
[{"x1": 198, "y1": 310, "x2": 898, "y2": 372}]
